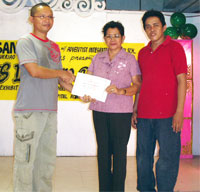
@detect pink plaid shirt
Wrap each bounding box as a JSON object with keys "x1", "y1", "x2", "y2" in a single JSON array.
[{"x1": 88, "y1": 48, "x2": 141, "y2": 113}]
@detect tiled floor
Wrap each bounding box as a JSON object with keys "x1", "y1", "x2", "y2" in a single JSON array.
[{"x1": 0, "y1": 156, "x2": 199, "y2": 192}]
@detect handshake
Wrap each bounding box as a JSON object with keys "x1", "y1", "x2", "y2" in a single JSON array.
[{"x1": 59, "y1": 70, "x2": 75, "y2": 84}]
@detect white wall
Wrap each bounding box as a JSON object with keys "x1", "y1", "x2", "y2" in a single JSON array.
[
  {"x1": 0, "y1": 9, "x2": 199, "y2": 156},
  {"x1": 186, "y1": 15, "x2": 200, "y2": 155}
]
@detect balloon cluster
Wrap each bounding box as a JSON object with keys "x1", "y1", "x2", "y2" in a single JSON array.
[{"x1": 164, "y1": 12, "x2": 198, "y2": 39}]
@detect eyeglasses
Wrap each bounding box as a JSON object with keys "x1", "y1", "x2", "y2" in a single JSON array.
[
  {"x1": 32, "y1": 15, "x2": 54, "y2": 20},
  {"x1": 105, "y1": 34, "x2": 121, "y2": 39}
]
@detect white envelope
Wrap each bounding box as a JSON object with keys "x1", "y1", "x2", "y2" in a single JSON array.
[{"x1": 72, "y1": 72, "x2": 111, "y2": 102}]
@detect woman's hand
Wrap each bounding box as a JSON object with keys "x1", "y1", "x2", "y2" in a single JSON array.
[
  {"x1": 106, "y1": 85, "x2": 126, "y2": 95},
  {"x1": 79, "y1": 95, "x2": 96, "y2": 103},
  {"x1": 106, "y1": 85, "x2": 118, "y2": 94}
]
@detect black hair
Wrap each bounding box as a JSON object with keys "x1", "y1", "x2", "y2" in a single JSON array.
[
  {"x1": 102, "y1": 21, "x2": 124, "y2": 36},
  {"x1": 30, "y1": 3, "x2": 50, "y2": 16},
  {"x1": 142, "y1": 10, "x2": 166, "y2": 30}
]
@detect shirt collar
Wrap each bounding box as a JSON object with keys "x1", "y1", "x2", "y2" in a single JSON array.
[
  {"x1": 147, "y1": 35, "x2": 171, "y2": 50},
  {"x1": 30, "y1": 33, "x2": 49, "y2": 42},
  {"x1": 99, "y1": 48, "x2": 127, "y2": 62}
]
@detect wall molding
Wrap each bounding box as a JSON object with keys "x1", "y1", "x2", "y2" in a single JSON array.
[{"x1": 0, "y1": 0, "x2": 106, "y2": 17}]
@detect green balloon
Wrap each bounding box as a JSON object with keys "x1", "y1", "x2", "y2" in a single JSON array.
[
  {"x1": 164, "y1": 27, "x2": 179, "y2": 39},
  {"x1": 170, "y1": 12, "x2": 186, "y2": 28},
  {"x1": 176, "y1": 27, "x2": 181, "y2": 35},
  {"x1": 181, "y1": 23, "x2": 198, "y2": 39}
]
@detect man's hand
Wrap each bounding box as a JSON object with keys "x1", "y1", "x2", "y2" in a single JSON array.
[
  {"x1": 59, "y1": 70, "x2": 75, "y2": 84},
  {"x1": 131, "y1": 111, "x2": 138, "y2": 129},
  {"x1": 172, "y1": 73, "x2": 187, "y2": 133},
  {"x1": 172, "y1": 111, "x2": 184, "y2": 133},
  {"x1": 24, "y1": 63, "x2": 76, "y2": 82}
]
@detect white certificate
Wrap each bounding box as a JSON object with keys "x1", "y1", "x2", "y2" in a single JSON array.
[{"x1": 72, "y1": 72, "x2": 111, "y2": 102}]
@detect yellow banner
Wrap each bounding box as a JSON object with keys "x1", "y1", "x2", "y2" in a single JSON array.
[{"x1": 0, "y1": 41, "x2": 144, "y2": 101}]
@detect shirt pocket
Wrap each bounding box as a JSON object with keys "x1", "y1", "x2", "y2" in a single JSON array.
[
  {"x1": 14, "y1": 113, "x2": 34, "y2": 163},
  {"x1": 15, "y1": 130, "x2": 34, "y2": 163}
]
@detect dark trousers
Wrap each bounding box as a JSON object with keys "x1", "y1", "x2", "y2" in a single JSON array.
[
  {"x1": 93, "y1": 111, "x2": 132, "y2": 192},
  {"x1": 136, "y1": 118, "x2": 181, "y2": 192}
]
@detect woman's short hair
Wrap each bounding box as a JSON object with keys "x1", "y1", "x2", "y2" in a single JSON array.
[{"x1": 102, "y1": 21, "x2": 125, "y2": 36}]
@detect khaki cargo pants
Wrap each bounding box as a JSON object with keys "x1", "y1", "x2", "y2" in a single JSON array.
[{"x1": 13, "y1": 112, "x2": 57, "y2": 192}]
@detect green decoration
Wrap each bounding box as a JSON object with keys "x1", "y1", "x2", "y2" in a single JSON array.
[
  {"x1": 176, "y1": 27, "x2": 181, "y2": 35},
  {"x1": 164, "y1": 26, "x2": 179, "y2": 39},
  {"x1": 170, "y1": 12, "x2": 186, "y2": 28},
  {"x1": 181, "y1": 23, "x2": 198, "y2": 39}
]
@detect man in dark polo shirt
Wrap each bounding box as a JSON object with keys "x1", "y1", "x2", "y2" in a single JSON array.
[{"x1": 132, "y1": 10, "x2": 187, "y2": 192}]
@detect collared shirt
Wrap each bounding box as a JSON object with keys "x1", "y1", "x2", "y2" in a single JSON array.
[
  {"x1": 137, "y1": 36, "x2": 187, "y2": 118},
  {"x1": 88, "y1": 48, "x2": 141, "y2": 113}
]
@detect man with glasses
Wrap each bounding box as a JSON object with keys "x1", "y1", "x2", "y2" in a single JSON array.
[{"x1": 13, "y1": 3, "x2": 75, "y2": 192}]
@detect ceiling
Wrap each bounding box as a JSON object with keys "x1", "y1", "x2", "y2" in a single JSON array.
[
  {"x1": 106, "y1": 0, "x2": 200, "y2": 13},
  {"x1": 163, "y1": 0, "x2": 200, "y2": 13},
  {"x1": 3, "y1": 0, "x2": 200, "y2": 14}
]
